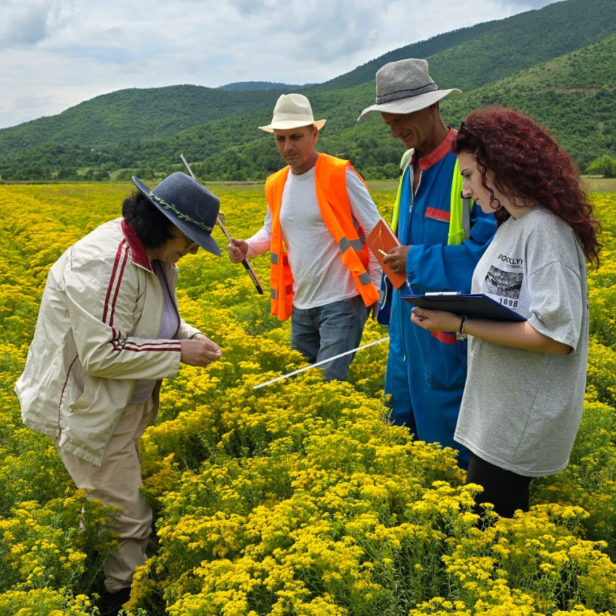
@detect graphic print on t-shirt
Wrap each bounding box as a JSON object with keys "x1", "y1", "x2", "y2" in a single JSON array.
[{"x1": 484, "y1": 266, "x2": 523, "y2": 299}]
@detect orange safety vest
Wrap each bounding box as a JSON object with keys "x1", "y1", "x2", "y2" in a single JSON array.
[{"x1": 266, "y1": 153, "x2": 379, "y2": 321}]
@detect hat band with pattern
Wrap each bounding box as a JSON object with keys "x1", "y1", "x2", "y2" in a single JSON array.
[
  {"x1": 376, "y1": 82, "x2": 438, "y2": 104},
  {"x1": 148, "y1": 191, "x2": 214, "y2": 233},
  {"x1": 132, "y1": 172, "x2": 221, "y2": 256}
]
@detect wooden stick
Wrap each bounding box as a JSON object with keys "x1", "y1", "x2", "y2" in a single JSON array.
[{"x1": 180, "y1": 154, "x2": 264, "y2": 295}]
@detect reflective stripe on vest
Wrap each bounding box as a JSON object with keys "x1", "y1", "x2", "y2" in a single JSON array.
[
  {"x1": 448, "y1": 159, "x2": 472, "y2": 245},
  {"x1": 392, "y1": 149, "x2": 473, "y2": 245},
  {"x1": 339, "y1": 236, "x2": 366, "y2": 254},
  {"x1": 390, "y1": 149, "x2": 473, "y2": 347},
  {"x1": 266, "y1": 154, "x2": 379, "y2": 321}
]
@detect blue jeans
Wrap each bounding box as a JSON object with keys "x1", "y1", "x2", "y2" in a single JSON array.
[{"x1": 291, "y1": 295, "x2": 368, "y2": 381}]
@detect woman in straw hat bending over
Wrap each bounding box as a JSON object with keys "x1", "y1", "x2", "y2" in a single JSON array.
[
  {"x1": 411, "y1": 108, "x2": 601, "y2": 518},
  {"x1": 16, "y1": 172, "x2": 223, "y2": 615}
]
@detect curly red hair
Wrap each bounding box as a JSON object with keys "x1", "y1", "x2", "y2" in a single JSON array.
[{"x1": 453, "y1": 108, "x2": 601, "y2": 265}]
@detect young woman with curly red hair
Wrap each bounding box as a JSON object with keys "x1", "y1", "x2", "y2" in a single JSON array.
[{"x1": 411, "y1": 108, "x2": 601, "y2": 518}]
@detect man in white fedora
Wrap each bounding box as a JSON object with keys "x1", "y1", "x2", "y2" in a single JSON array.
[
  {"x1": 227, "y1": 93, "x2": 382, "y2": 381},
  {"x1": 359, "y1": 58, "x2": 496, "y2": 469}
]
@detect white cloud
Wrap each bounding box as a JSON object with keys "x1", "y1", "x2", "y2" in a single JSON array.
[
  {"x1": 0, "y1": 0, "x2": 75, "y2": 48},
  {"x1": 0, "y1": 0, "x2": 49, "y2": 46},
  {"x1": 0, "y1": 0, "x2": 560, "y2": 129}
]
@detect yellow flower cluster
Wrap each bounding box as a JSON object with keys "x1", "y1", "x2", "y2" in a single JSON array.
[
  {"x1": 0, "y1": 183, "x2": 615, "y2": 616},
  {"x1": 0, "y1": 588, "x2": 96, "y2": 616}
]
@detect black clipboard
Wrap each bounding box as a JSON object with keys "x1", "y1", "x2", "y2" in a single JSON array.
[{"x1": 402, "y1": 293, "x2": 526, "y2": 322}]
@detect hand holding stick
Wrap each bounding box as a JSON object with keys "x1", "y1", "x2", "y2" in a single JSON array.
[{"x1": 180, "y1": 154, "x2": 264, "y2": 294}]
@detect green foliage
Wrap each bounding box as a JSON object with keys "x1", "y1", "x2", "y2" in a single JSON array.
[
  {"x1": 2, "y1": 184, "x2": 616, "y2": 616},
  {"x1": 0, "y1": 85, "x2": 283, "y2": 155},
  {"x1": 220, "y1": 81, "x2": 310, "y2": 91},
  {"x1": 588, "y1": 155, "x2": 616, "y2": 178},
  {"x1": 2, "y1": 0, "x2": 616, "y2": 182},
  {"x1": 317, "y1": 0, "x2": 616, "y2": 92},
  {"x1": 441, "y1": 32, "x2": 616, "y2": 170},
  {"x1": 424, "y1": 0, "x2": 616, "y2": 92}
]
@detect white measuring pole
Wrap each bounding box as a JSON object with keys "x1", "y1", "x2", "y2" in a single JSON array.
[{"x1": 253, "y1": 336, "x2": 389, "y2": 389}]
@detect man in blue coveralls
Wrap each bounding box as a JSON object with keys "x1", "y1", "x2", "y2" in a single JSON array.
[{"x1": 359, "y1": 58, "x2": 496, "y2": 469}]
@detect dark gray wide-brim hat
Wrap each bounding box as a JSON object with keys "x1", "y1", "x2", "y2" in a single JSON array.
[
  {"x1": 358, "y1": 58, "x2": 461, "y2": 120},
  {"x1": 132, "y1": 172, "x2": 221, "y2": 256}
]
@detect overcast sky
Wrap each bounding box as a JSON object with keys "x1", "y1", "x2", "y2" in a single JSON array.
[{"x1": 0, "y1": 0, "x2": 560, "y2": 130}]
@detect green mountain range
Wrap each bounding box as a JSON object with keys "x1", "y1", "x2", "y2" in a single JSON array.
[
  {"x1": 1, "y1": 0, "x2": 615, "y2": 182},
  {"x1": 220, "y1": 81, "x2": 311, "y2": 91}
]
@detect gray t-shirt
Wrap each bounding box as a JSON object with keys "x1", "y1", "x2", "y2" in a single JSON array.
[{"x1": 454, "y1": 207, "x2": 589, "y2": 477}]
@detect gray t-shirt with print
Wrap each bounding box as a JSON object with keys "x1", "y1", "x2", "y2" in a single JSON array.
[{"x1": 454, "y1": 207, "x2": 589, "y2": 477}]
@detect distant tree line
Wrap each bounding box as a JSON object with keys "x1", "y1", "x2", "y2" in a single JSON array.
[
  {"x1": 587, "y1": 154, "x2": 616, "y2": 178},
  {"x1": 1, "y1": 86, "x2": 616, "y2": 183},
  {"x1": 2, "y1": 0, "x2": 616, "y2": 183}
]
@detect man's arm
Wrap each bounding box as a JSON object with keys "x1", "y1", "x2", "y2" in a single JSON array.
[
  {"x1": 346, "y1": 167, "x2": 383, "y2": 289},
  {"x1": 227, "y1": 206, "x2": 273, "y2": 261}
]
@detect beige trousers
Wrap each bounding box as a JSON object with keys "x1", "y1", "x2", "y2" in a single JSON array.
[{"x1": 54, "y1": 398, "x2": 155, "y2": 592}]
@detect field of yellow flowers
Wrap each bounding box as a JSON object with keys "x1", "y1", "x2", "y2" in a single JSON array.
[{"x1": 0, "y1": 182, "x2": 615, "y2": 616}]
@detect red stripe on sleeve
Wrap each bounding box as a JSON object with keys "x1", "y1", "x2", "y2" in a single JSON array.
[
  {"x1": 430, "y1": 331, "x2": 458, "y2": 345},
  {"x1": 425, "y1": 207, "x2": 450, "y2": 222},
  {"x1": 103, "y1": 240, "x2": 128, "y2": 324},
  {"x1": 110, "y1": 339, "x2": 181, "y2": 353},
  {"x1": 108, "y1": 247, "x2": 129, "y2": 328}
]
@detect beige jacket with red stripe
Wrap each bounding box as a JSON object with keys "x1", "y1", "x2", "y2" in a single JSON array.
[{"x1": 15, "y1": 218, "x2": 200, "y2": 466}]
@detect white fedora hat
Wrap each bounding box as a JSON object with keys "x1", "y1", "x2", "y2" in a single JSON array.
[
  {"x1": 259, "y1": 93, "x2": 326, "y2": 132},
  {"x1": 358, "y1": 58, "x2": 460, "y2": 120}
]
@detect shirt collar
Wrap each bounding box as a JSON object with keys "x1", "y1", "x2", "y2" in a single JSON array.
[
  {"x1": 121, "y1": 219, "x2": 153, "y2": 271},
  {"x1": 418, "y1": 127, "x2": 456, "y2": 171}
]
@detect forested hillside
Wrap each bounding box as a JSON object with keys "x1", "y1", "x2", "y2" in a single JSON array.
[
  {"x1": 0, "y1": 85, "x2": 283, "y2": 152},
  {"x1": 1, "y1": 0, "x2": 616, "y2": 182},
  {"x1": 442, "y1": 33, "x2": 616, "y2": 169},
  {"x1": 316, "y1": 0, "x2": 616, "y2": 92},
  {"x1": 220, "y1": 81, "x2": 309, "y2": 91}
]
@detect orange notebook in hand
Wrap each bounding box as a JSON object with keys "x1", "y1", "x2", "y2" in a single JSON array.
[{"x1": 366, "y1": 219, "x2": 408, "y2": 289}]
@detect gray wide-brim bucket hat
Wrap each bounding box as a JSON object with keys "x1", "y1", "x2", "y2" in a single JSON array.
[
  {"x1": 259, "y1": 93, "x2": 326, "y2": 132},
  {"x1": 132, "y1": 172, "x2": 221, "y2": 256},
  {"x1": 358, "y1": 58, "x2": 460, "y2": 120}
]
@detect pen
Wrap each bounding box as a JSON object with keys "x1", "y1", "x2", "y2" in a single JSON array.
[{"x1": 378, "y1": 249, "x2": 387, "y2": 256}]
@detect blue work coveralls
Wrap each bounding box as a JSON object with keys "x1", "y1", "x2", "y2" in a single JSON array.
[{"x1": 384, "y1": 136, "x2": 496, "y2": 469}]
